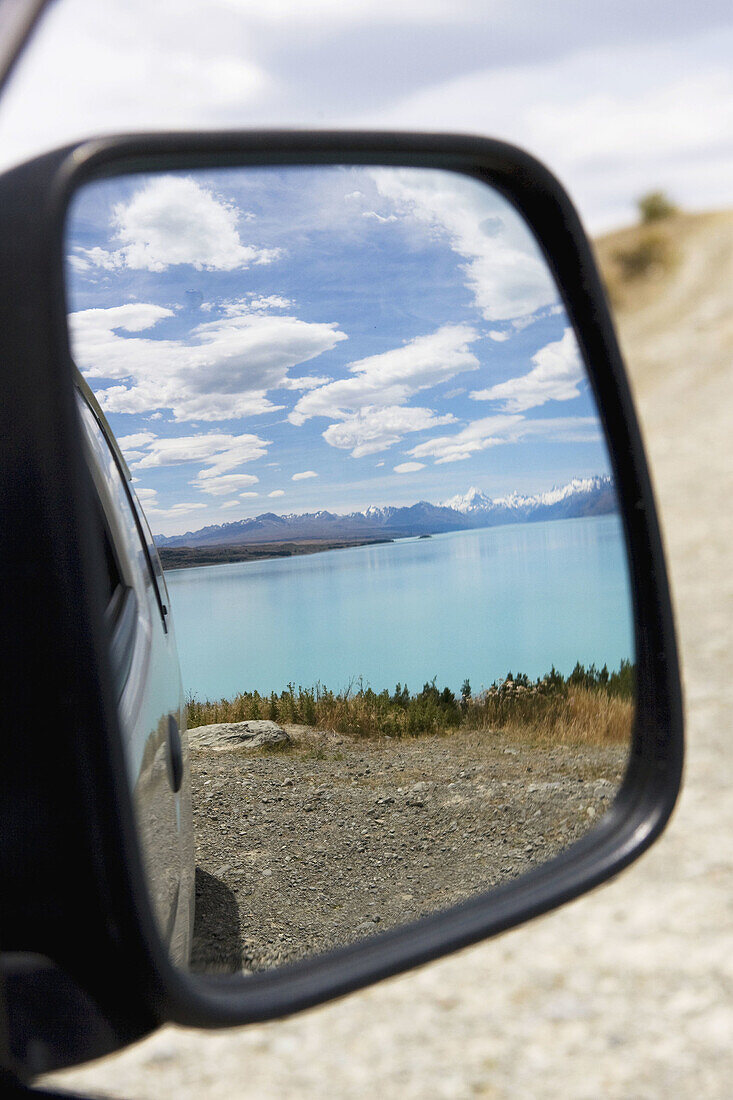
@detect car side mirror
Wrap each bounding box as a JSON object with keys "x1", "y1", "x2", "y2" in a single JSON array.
[{"x1": 0, "y1": 130, "x2": 682, "y2": 1079}]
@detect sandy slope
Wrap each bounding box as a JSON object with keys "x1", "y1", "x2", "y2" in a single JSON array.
[{"x1": 44, "y1": 212, "x2": 733, "y2": 1099}]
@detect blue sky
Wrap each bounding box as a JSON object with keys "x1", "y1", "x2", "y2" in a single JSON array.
[{"x1": 66, "y1": 165, "x2": 609, "y2": 535}]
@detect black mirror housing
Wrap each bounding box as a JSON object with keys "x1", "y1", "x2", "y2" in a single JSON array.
[{"x1": 0, "y1": 130, "x2": 683, "y2": 1078}]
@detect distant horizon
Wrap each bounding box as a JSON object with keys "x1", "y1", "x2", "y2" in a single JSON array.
[{"x1": 153, "y1": 472, "x2": 613, "y2": 541}]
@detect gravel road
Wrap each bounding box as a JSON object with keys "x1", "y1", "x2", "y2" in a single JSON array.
[{"x1": 43, "y1": 212, "x2": 733, "y2": 1098}]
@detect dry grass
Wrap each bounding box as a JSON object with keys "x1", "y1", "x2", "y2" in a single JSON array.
[
  {"x1": 593, "y1": 214, "x2": 698, "y2": 311},
  {"x1": 186, "y1": 673, "x2": 634, "y2": 748},
  {"x1": 599, "y1": 225, "x2": 678, "y2": 308},
  {"x1": 475, "y1": 686, "x2": 633, "y2": 747}
]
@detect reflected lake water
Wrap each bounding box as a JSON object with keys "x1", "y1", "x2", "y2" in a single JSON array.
[{"x1": 164, "y1": 514, "x2": 634, "y2": 702}]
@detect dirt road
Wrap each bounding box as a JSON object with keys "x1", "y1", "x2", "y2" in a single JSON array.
[{"x1": 44, "y1": 211, "x2": 733, "y2": 1098}]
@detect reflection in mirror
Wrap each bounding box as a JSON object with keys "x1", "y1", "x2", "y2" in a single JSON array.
[{"x1": 66, "y1": 164, "x2": 634, "y2": 975}]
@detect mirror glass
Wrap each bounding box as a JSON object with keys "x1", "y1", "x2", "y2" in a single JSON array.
[{"x1": 65, "y1": 164, "x2": 634, "y2": 975}]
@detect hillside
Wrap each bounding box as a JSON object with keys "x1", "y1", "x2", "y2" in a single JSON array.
[{"x1": 594, "y1": 208, "x2": 733, "y2": 401}]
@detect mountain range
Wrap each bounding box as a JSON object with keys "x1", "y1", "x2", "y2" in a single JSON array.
[{"x1": 153, "y1": 475, "x2": 617, "y2": 548}]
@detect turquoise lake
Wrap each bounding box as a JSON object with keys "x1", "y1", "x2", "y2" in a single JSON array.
[{"x1": 164, "y1": 514, "x2": 634, "y2": 702}]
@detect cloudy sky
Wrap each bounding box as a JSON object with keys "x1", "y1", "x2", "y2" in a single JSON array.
[
  {"x1": 1, "y1": 1, "x2": 732, "y2": 230},
  {"x1": 67, "y1": 165, "x2": 607, "y2": 533}
]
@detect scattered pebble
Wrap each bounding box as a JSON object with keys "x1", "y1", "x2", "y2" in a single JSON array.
[{"x1": 189, "y1": 724, "x2": 625, "y2": 974}]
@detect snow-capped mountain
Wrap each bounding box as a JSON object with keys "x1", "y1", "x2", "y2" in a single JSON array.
[
  {"x1": 154, "y1": 476, "x2": 616, "y2": 547},
  {"x1": 443, "y1": 476, "x2": 613, "y2": 517},
  {"x1": 440, "y1": 486, "x2": 495, "y2": 513}
]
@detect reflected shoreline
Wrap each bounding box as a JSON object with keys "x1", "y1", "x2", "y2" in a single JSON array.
[
  {"x1": 164, "y1": 516, "x2": 635, "y2": 705},
  {"x1": 159, "y1": 536, "x2": 394, "y2": 571}
]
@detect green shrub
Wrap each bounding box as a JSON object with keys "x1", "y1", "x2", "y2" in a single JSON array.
[{"x1": 637, "y1": 190, "x2": 677, "y2": 224}]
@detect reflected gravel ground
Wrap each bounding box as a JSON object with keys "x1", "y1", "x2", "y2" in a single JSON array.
[
  {"x1": 188, "y1": 731, "x2": 626, "y2": 974},
  {"x1": 43, "y1": 218, "x2": 733, "y2": 1098}
]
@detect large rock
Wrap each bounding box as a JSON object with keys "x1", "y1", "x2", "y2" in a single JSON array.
[{"x1": 187, "y1": 720, "x2": 291, "y2": 752}]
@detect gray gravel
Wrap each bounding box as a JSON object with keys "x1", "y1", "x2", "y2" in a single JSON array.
[
  {"x1": 42, "y1": 217, "x2": 733, "y2": 1098},
  {"x1": 188, "y1": 727, "x2": 625, "y2": 973}
]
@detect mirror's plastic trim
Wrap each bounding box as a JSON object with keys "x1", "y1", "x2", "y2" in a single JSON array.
[{"x1": 0, "y1": 131, "x2": 683, "y2": 1054}]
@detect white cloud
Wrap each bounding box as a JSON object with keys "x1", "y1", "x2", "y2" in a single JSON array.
[
  {"x1": 279, "y1": 375, "x2": 332, "y2": 392},
  {"x1": 186, "y1": 311, "x2": 343, "y2": 397},
  {"x1": 190, "y1": 472, "x2": 260, "y2": 496},
  {"x1": 220, "y1": 500, "x2": 240, "y2": 510},
  {"x1": 408, "y1": 414, "x2": 600, "y2": 463},
  {"x1": 117, "y1": 430, "x2": 157, "y2": 450},
  {"x1": 70, "y1": 245, "x2": 124, "y2": 272},
  {"x1": 268, "y1": 489, "x2": 285, "y2": 497},
  {"x1": 290, "y1": 323, "x2": 480, "y2": 426},
  {"x1": 292, "y1": 470, "x2": 318, "y2": 480},
  {"x1": 127, "y1": 431, "x2": 270, "y2": 479},
  {"x1": 322, "y1": 405, "x2": 456, "y2": 457},
  {"x1": 77, "y1": 176, "x2": 281, "y2": 273},
  {"x1": 230, "y1": 0, "x2": 474, "y2": 24},
  {"x1": 511, "y1": 417, "x2": 601, "y2": 443},
  {"x1": 133, "y1": 486, "x2": 158, "y2": 504},
  {"x1": 489, "y1": 330, "x2": 510, "y2": 342},
  {"x1": 394, "y1": 461, "x2": 425, "y2": 473},
  {"x1": 370, "y1": 169, "x2": 558, "y2": 323},
  {"x1": 0, "y1": 1, "x2": 271, "y2": 176},
  {"x1": 470, "y1": 327, "x2": 584, "y2": 411},
  {"x1": 525, "y1": 71, "x2": 733, "y2": 225},
  {"x1": 363, "y1": 31, "x2": 733, "y2": 232},
  {"x1": 239, "y1": 491, "x2": 259, "y2": 498},
  {"x1": 67, "y1": 255, "x2": 90, "y2": 274},
  {"x1": 247, "y1": 294, "x2": 292, "y2": 311},
  {"x1": 290, "y1": 323, "x2": 475, "y2": 456},
  {"x1": 69, "y1": 303, "x2": 347, "y2": 422},
  {"x1": 408, "y1": 415, "x2": 523, "y2": 464},
  {"x1": 145, "y1": 501, "x2": 208, "y2": 519},
  {"x1": 74, "y1": 303, "x2": 174, "y2": 339}
]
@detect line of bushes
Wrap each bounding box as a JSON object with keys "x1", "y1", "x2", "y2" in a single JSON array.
[{"x1": 185, "y1": 660, "x2": 635, "y2": 745}]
